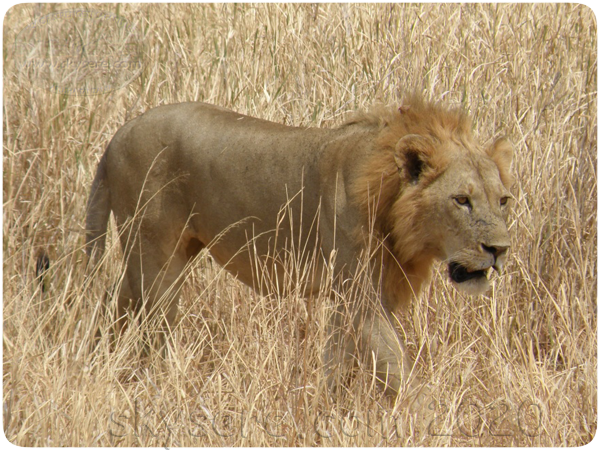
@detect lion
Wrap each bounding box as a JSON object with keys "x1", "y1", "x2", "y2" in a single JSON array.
[{"x1": 85, "y1": 96, "x2": 513, "y2": 396}]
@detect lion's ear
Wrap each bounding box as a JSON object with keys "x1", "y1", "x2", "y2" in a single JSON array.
[
  {"x1": 487, "y1": 137, "x2": 514, "y2": 188},
  {"x1": 394, "y1": 134, "x2": 434, "y2": 185}
]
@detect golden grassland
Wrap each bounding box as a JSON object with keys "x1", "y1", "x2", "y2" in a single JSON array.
[{"x1": 3, "y1": 3, "x2": 597, "y2": 446}]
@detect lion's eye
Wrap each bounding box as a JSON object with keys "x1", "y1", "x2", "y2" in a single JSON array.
[
  {"x1": 454, "y1": 196, "x2": 471, "y2": 208},
  {"x1": 500, "y1": 196, "x2": 509, "y2": 206}
]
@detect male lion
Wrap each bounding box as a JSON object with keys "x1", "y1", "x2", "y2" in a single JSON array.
[{"x1": 86, "y1": 96, "x2": 513, "y2": 395}]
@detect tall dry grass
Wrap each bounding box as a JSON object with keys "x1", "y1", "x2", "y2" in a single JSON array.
[{"x1": 3, "y1": 3, "x2": 596, "y2": 446}]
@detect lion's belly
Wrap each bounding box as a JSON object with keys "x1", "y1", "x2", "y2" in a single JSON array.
[{"x1": 188, "y1": 174, "x2": 326, "y2": 295}]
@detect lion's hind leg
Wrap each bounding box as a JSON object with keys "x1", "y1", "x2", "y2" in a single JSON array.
[{"x1": 114, "y1": 229, "x2": 198, "y2": 355}]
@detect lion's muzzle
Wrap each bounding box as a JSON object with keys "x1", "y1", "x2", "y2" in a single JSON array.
[
  {"x1": 448, "y1": 262, "x2": 490, "y2": 284},
  {"x1": 449, "y1": 242, "x2": 509, "y2": 284}
]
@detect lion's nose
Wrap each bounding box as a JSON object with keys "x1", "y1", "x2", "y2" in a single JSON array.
[{"x1": 481, "y1": 243, "x2": 509, "y2": 259}]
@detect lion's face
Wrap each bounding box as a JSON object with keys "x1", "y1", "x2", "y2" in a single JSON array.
[
  {"x1": 431, "y1": 152, "x2": 512, "y2": 294},
  {"x1": 394, "y1": 135, "x2": 513, "y2": 295}
]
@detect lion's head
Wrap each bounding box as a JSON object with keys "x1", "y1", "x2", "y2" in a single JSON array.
[{"x1": 352, "y1": 96, "x2": 513, "y2": 302}]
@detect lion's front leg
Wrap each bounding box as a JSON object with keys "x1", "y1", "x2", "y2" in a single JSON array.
[
  {"x1": 323, "y1": 305, "x2": 357, "y2": 394},
  {"x1": 358, "y1": 309, "x2": 412, "y2": 394},
  {"x1": 323, "y1": 303, "x2": 414, "y2": 395},
  {"x1": 362, "y1": 309, "x2": 433, "y2": 414},
  {"x1": 323, "y1": 298, "x2": 431, "y2": 412}
]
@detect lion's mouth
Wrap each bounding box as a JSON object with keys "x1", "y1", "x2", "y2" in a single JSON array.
[{"x1": 448, "y1": 262, "x2": 489, "y2": 283}]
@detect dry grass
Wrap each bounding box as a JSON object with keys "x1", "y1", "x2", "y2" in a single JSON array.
[{"x1": 3, "y1": 3, "x2": 597, "y2": 446}]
